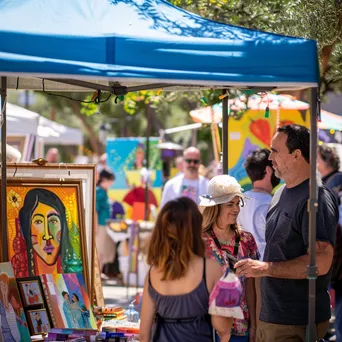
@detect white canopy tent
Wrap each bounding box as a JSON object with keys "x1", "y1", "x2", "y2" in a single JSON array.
[
  {"x1": 7, "y1": 103, "x2": 40, "y2": 135},
  {"x1": 6, "y1": 102, "x2": 84, "y2": 159},
  {"x1": 38, "y1": 115, "x2": 84, "y2": 146}
]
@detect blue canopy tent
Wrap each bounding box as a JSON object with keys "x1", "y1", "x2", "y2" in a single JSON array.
[{"x1": 0, "y1": 0, "x2": 320, "y2": 339}]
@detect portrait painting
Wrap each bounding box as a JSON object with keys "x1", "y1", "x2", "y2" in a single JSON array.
[
  {"x1": 40, "y1": 273, "x2": 96, "y2": 329},
  {"x1": 27, "y1": 309, "x2": 50, "y2": 335},
  {"x1": 0, "y1": 262, "x2": 31, "y2": 341},
  {"x1": 2, "y1": 179, "x2": 89, "y2": 289},
  {"x1": 6, "y1": 164, "x2": 96, "y2": 305},
  {"x1": 17, "y1": 278, "x2": 44, "y2": 307}
]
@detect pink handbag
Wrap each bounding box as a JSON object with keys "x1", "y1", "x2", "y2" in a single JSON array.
[{"x1": 209, "y1": 268, "x2": 244, "y2": 319}]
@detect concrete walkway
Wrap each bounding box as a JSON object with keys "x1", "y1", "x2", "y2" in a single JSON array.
[{"x1": 102, "y1": 279, "x2": 143, "y2": 309}]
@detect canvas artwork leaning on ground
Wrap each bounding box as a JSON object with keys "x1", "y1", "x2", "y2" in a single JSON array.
[
  {"x1": 2, "y1": 179, "x2": 89, "y2": 286},
  {"x1": 0, "y1": 262, "x2": 31, "y2": 341}
]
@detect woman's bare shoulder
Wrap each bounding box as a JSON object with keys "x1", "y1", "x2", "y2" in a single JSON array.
[{"x1": 206, "y1": 258, "x2": 222, "y2": 276}]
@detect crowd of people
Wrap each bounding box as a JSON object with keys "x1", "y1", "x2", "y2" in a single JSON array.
[
  {"x1": 90, "y1": 123, "x2": 342, "y2": 341},
  {"x1": 139, "y1": 124, "x2": 342, "y2": 342}
]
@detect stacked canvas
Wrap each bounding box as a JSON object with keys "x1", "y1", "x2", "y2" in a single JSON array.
[{"x1": 0, "y1": 262, "x2": 31, "y2": 341}]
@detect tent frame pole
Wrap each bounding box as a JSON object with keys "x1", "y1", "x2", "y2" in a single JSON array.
[
  {"x1": 144, "y1": 103, "x2": 150, "y2": 221},
  {"x1": 307, "y1": 87, "x2": 318, "y2": 342},
  {"x1": 42, "y1": 78, "x2": 175, "y2": 94},
  {"x1": 1, "y1": 76, "x2": 8, "y2": 262},
  {"x1": 222, "y1": 91, "x2": 229, "y2": 174}
]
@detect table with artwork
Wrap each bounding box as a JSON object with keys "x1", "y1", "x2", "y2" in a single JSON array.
[{"x1": 0, "y1": 162, "x2": 144, "y2": 341}]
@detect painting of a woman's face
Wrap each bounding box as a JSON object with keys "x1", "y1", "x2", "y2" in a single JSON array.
[{"x1": 31, "y1": 202, "x2": 62, "y2": 265}]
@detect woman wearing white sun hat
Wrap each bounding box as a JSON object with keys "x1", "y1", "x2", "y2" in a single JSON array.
[{"x1": 200, "y1": 175, "x2": 259, "y2": 342}]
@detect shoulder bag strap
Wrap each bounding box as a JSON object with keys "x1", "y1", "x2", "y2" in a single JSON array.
[
  {"x1": 209, "y1": 228, "x2": 241, "y2": 266},
  {"x1": 233, "y1": 234, "x2": 241, "y2": 258}
]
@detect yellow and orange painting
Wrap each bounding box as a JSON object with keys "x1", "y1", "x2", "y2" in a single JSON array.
[{"x1": 5, "y1": 180, "x2": 85, "y2": 279}]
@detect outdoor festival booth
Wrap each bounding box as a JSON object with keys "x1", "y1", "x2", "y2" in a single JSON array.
[{"x1": 0, "y1": 0, "x2": 320, "y2": 340}]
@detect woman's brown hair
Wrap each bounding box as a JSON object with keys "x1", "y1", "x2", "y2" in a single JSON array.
[
  {"x1": 202, "y1": 204, "x2": 240, "y2": 238},
  {"x1": 147, "y1": 197, "x2": 205, "y2": 281}
]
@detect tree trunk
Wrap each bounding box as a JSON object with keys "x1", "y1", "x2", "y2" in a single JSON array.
[
  {"x1": 70, "y1": 102, "x2": 103, "y2": 155},
  {"x1": 148, "y1": 105, "x2": 164, "y2": 135},
  {"x1": 321, "y1": 44, "x2": 335, "y2": 77}
]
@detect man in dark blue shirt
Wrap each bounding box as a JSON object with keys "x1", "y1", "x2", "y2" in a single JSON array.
[{"x1": 235, "y1": 124, "x2": 338, "y2": 341}]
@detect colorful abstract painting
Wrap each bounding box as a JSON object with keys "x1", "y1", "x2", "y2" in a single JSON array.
[
  {"x1": 190, "y1": 95, "x2": 311, "y2": 190},
  {"x1": 226, "y1": 109, "x2": 309, "y2": 190},
  {"x1": 40, "y1": 273, "x2": 96, "y2": 329},
  {"x1": 0, "y1": 262, "x2": 31, "y2": 341},
  {"x1": 106, "y1": 138, "x2": 163, "y2": 218},
  {"x1": 4, "y1": 179, "x2": 87, "y2": 281}
]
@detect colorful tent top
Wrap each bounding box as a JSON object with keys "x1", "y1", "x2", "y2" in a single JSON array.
[
  {"x1": 319, "y1": 110, "x2": 342, "y2": 131},
  {"x1": 190, "y1": 94, "x2": 310, "y2": 123},
  {"x1": 190, "y1": 93, "x2": 342, "y2": 131},
  {"x1": 229, "y1": 94, "x2": 309, "y2": 111},
  {"x1": 0, "y1": 0, "x2": 318, "y2": 92}
]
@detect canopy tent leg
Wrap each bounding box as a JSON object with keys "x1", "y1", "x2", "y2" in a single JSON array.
[
  {"x1": 144, "y1": 103, "x2": 150, "y2": 221},
  {"x1": 222, "y1": 92, "x2": 229, "y2": 174},
  {"x1": 1, "y1": 76, "x2": 8, "y2": 262},
  {"x1": 307, "y1": 87, "x2": 319, "y2": 342}
]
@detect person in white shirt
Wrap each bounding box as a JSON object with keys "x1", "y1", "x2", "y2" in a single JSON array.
[
  {"x1": 238, "y1": 148, "x2": 280, "y2": 260},
  {"x1": 237, "y1": 148, "x2": 280, "y2": 326},
  {"x1": 175, "y1": 156, "x2": 185, "y2": 175},
  {"x1": 161, "y1": 147, "x2": 208, "y2": 207}
]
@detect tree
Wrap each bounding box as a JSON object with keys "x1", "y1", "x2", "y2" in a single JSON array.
[{"x1": 171, "y1": 0, "x2": 342, "y2": 95}]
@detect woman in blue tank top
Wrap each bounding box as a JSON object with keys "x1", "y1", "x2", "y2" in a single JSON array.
[{"x1": 140, "y1": 197, "x2": 233, "y2": 342}]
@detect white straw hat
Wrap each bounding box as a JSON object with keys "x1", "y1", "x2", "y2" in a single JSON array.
[{"x1": 198, "y1": 175, "x2": 247, "y2": 208}]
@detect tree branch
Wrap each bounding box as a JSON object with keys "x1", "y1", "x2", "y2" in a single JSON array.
[{"x1": 70, "y1": 102, "x2": 103, "y2": 155}]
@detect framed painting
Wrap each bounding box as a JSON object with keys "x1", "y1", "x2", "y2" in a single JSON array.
[
  {"x1": 5, "y1": 163, "x2": 96, "y2": 303},
  {"x1": 40, "y1": 273, "x2": 96, "y2": 329},
  {"x1": 17, "y1": 277, "x2": 44, "y2": 307},
  {"x1": 1, "y1": 178, "x2": 89, "y2": 291},
  {"x1": 26, "y1": 309, "x2": 51, "y2": 335},
  {"x1": 0, "y1": 262, "x2": 31, "y2": 341}
]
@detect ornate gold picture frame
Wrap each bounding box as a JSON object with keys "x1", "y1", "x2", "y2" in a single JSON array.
[
  {"x1": 1, "y1": 178, "x2": 89, "y2": 292},
  {"x1": 5, "y1": 163, "x2": 97, "y2": 303}
]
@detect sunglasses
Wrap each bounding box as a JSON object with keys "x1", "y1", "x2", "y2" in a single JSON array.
[{"x1": 185, "y1": 159, "x2": 200, "y2": 165}]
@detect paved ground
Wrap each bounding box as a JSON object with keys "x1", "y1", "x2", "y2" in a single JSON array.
[{"x1": 102, "y1": 279, "x2": 143, "y2": 309}]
